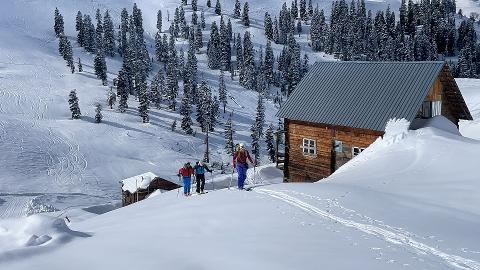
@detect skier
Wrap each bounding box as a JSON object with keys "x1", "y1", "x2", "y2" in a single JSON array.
[
  {"x1": 178, "y1": 162, "x2": 194, "y2": 196},
  {"x1": 233, "y1": 143, "x2": 255, "y2": 190},
  {"x1": 194, "y1": 161, "x2": 212, "y2": 194}
]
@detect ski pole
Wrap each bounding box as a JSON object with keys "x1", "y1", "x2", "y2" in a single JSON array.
[
  {"x1": 229, "y1": 167, "x2": 234, "y2": 190},
  {"x1": 211, "y1": 172, "x2": 215, "y2": 191},
  {"x1": 177, "y1": 175, "x2": 181, "y2": 198}
]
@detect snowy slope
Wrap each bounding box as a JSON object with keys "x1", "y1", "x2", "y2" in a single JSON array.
[
  {"x1": 2, "y1": 120, "x2": 480, "y2": 269},
  {"x1": 0, "y1": 0, "x2": 301, "y2": 218}
]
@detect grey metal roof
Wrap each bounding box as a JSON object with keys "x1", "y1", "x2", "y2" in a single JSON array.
[{"x1": 277, "y1": 61, "x2": 452, "y2": 132}]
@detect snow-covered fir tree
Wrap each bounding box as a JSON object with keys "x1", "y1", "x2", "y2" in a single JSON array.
[
  {"x1": 107, "y1": 87, "x2": 116, "y2": 109},
  {"x1": 201, "y1": 10, "x2": 206, "y2": 29},
  {"x1": 94, "y1": 103, "x2": 103, "y2": 123},
  {"x1": 117, "y1": 66, "x2": 129, "y2": 112},
  {"x1": 195, "y1": 23, "x2": 203, "y2": 50},
  {"x1": 83, "y1": 15, "x2": 96, "y2": 53},
  {"x1": 75, "y1": 11, "x2": 84, "y2": 46},
  {"x1": 78, "y1": 58, "x2": 83, "y2": 72},
  {"x1": 138, "y1": 80, "x2": 150, "y2": 123},
  {"x1": 94, "y1": 49, "x2": 107, "y2": 85},
  {"x1": 192, "y1": 0, "x2": 198, "y2": 11},
  {"x1": 218, "y1": 71, "x2": 227, "y2": 113},
  {"x1": 215, "y1": 0, "x2": 222, "y2": 15},
  {"x1": 234, "y1": 0, "x2": 241, "y2": 18},
  {"x1": 242, "y1": 2, "x2": 250, "y2": 27},
  {"x1": 157, "y1": 10, "x2": 162, "y2": 32},
  {"x1": 180, "y1": 87, "x2": 194, "y2": 134},
  {"x1": 241, "y1": 31, "x2": 255, "y2": 90},
  {"x1": 224, "y1": 114, "x2": 234, "y2": 155},
  {"x1": 103, "y1": 10, "x2": 116, "y2": 57},
  {"x1": 68, "y1": 90, "x2": 81, "y2": 119},
  {"x1": 207, "y1": 21, "x2": 221, "y2": 69},
  {"x1": 265, "y1": 124, "x2": 275, "y2": 162},
  {"x1": 54, "y1": 7, "x2": 64, "y2": 37},
  {"x1": 264, "y1": 12, "x2": 273, "y2": 40}
]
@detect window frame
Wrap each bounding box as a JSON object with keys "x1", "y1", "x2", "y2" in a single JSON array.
[{"x1": 302, "y1": 138, "x2": 317, "y2": 156}]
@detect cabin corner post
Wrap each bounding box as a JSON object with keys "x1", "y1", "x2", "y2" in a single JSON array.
[{"x1": 284, "y1": 118, "x2": 290, "y2": 182}]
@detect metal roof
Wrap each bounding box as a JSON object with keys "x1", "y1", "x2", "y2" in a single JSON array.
[{"x1": 277, "y1": 61, "x2": 468, "y2": 132}]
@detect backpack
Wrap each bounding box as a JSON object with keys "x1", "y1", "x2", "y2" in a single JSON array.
[{"x1": 196, "y1": 165, "x2": 205, "y2": 175}]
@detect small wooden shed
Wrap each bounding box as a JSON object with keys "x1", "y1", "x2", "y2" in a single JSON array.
[
  {"x1": 277, "y1": 61, "x2": 472, "y2": 182},
  {"x1": 121, "y1": 172, "x2": 181, "y2": 206}
]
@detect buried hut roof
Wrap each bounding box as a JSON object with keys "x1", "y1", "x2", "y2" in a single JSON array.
[
  {"x1": 121, "y1": 172, "x2": 159, "y2": 193},
  {"x1": 277, "y1": 61, "x2": 472, "y2": 132}
]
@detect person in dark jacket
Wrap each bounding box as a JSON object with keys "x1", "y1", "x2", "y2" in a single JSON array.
[
  {"x1": 194, "y1": 161, "x2": 212, "y2": 194},
  {"x1": 178, "y1": 162, "x2": 194, "y2": 196},
  {"x1": 233, "y1": 143, "x2": 255, "y2": 190}
]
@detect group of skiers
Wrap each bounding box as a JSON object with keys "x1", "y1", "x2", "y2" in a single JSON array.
[{"x1": 177, "y1": 143, "x2": 255, "y2": 196}]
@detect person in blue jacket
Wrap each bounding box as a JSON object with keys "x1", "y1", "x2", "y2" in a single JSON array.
[{"x1": 194, "y1": 161, "x2": 212, "y2": 194}]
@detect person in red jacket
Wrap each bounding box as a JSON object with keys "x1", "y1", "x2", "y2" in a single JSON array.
[
  {"x1": 178, "y1": 162, "x2": 194, "y2": 196},
  {"x1": 233, "y1": 143, "x2": 255, "y2": 189}
]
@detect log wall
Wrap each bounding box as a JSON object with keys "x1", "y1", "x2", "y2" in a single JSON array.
[{"x1": 285, "y1": 120, "x2": 382, "y2": 182}]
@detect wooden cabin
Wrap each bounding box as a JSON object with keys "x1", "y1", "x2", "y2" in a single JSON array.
[
  {"x1": 121, "y1": 172, "x2": 181, "y2": 206},
  {"x1": 277, "y1": 62, "x2": 472, "y2": 182}
]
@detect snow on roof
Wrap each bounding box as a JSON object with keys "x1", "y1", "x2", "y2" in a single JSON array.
[{"x1": 121, "y1": 172, "x2": 158, "y2": 193}]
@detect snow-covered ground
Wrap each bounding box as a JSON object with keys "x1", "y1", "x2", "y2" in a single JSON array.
[{"x1": 2, "y1": 119, "x2": 480, "y2": 269}]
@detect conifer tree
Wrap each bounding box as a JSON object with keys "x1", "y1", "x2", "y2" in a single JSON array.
[
  {"x1": 103, "y1": 11, "x2": 116, "y2": 57},
  {"x1": 215, "y1": 0, "x2": 222, "y2": 15},
  {"x1": 254, "y1": 93, "x2": 265, "y2": 137},
  {"x1": 201, "y1": 10, "x2": 206, "y2": 29},
  {"x1": 119, "y1": 9, "x2": 129, "y2": 56},
  {"x1": 138, "y1": 81, "x2": 150, "y2": 123},
  {"x1": 265, "y1": 124, "x2": 275, "y2": 162},
  {"x1": 207, "y1": 21, "x2": 221, "y2": 69},
  {"x1": 180, "y1": 88, "x2": 194, "y2": 134},
  {"x1": 264, "y1": 12, "x2": 273, "y2": 40},
  {"x1": 234, "y1": 0, "x2": 241, "y2": 19},
  {"x1": 207, "y1": 0, "x2": 211, "y2": 8},
  {"x1": 83, "y1": 15, "x2": 96, "y2": 53},
  {"x1": 242, "y1": 2, "x2": 250, "y2": 27},
  {"x1": 107, "y1": 87, "x2": 116, "y2": 109},
  {"x1": 68, "y1": 90, "x2": 81, "y2": 119},
  {"x1": 300, "y1": 0, "x2": 307, "y2": 21},
  {"x1": 224, "y1": 114, "x2": 234, "y2": 155},
  {"x1": 218, "y1": 71, "x2": 228, "y2": 113},
  {"x1": 157, "y1": 10, "x2": 162, "y2": 32},
  {"x1": 94, "y1": 49, "x2": 107, "y2": 85},
  {"x1": 78, "y1": 58, "x2": 83, "y2": 72},
  {"x1": 241, "y1": 31, "x2": 255, "y2": 89},
  {"x1": 117, "y1": 66, "x2": 129, "y2": 112},
  {"x1": 192, "y1": 0, "x2": 198, "y2": 11},
  {"x1": 195, "y1": 23, "x2": 203, "y2": 50},
  {"x1": 76, "y1": 11, "x2": 84, "y2": 46},
  {"x1": 95, "y1": 103, "x2": 103, "y2": 123},
  {"x1": 192, "y1": 11, "x2": 198, "y2": 25},
  {"x1": 95, "y1": 9, "x2": 104, "y2": 52},
  {"x1": 54, "y1": 8, "x2": 64, "y2": 37},
  {"x1": 250, "y1": 122, "x2": 260, "y2": 163},
  {"x1": 150, "y1": 72, "x2": 163, "y2": 109},
  {"x1": 264, "y1": 40, "x2": 274, "y2": 85}
]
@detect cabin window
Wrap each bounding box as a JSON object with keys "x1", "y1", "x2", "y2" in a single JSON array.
[
  {"x1": 352, "y1": 147, "x2": 365, "y2": 157},
  {"x1": 432, "y1": 101, "x2": 442, "y2": 116},
  {"x1": 419, "y1": 101, "x2": 442, "y2": 118},
  {"x1": 302, "y1": 138, "x2": 316, "y2": 156}
]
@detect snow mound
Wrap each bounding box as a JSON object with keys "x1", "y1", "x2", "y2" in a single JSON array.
[
  {"x1": 0, "y1": 215, "x2": 90, "y2": 262},
  {"x1": 410, "y1": 115, "x2": 461, "y2": 135}
]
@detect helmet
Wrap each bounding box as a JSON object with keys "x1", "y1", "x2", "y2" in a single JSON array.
[
  {"x1": 199, "y1": 160, "x2": 203, "y2": 166},
  {"x1": 239, "y1": 143, "x2": 245, "y2": 149}
]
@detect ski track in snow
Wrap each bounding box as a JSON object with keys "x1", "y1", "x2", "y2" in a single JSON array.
[{"x1": 255, "y1": 188, "x2": 480, "y2": 270}]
